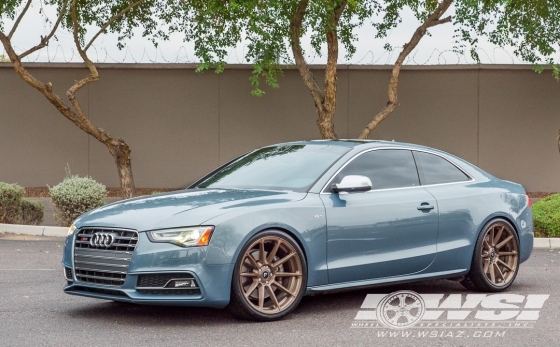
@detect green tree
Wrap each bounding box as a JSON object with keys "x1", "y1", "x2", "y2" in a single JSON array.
[
  {"x1": 0, "y1": 0, "x2": 168, "y2": 198},
  {"x1": 186, "y1": 0, "x2": 482, "y2": 139}
]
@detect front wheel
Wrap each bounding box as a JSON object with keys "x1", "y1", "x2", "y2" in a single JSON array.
[
  {"x1": 461, "y1": 219, "x2": 520, "y2": 292},
  {"x1": 229, "y1": 230, "x2": 307, "y2": 321}
]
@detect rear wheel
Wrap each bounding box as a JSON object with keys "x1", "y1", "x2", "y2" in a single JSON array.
[
  {"x1": 461, "y1": 219, "x2": 520, "y2": 292},
  {"x1": 229, "y1": 230, "x2": 307, "y2": 321}
]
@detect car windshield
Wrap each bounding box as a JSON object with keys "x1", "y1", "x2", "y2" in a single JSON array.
[{"x1": 195, "y1": 144, "x2": 349, "y2": 192}]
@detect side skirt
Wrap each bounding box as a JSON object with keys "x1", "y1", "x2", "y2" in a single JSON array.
[{"x1": 306, "y1": 269, "x2": 467, "y2": 294}]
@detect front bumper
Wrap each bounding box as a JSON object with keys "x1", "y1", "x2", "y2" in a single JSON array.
[{"x1": 62, "y1": 231, "x2": 233, "y2": 308}]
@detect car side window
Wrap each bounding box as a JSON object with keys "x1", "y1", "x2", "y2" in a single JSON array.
[
  {"x1": 412, "y1": 151, "x2": 470, "y2": 185},
  {"x1": 330, "y1": 149, "x2": 420, "y2": 191}
]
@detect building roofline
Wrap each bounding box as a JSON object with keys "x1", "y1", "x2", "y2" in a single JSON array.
[{"x1": 0, "y1": 62, "x2": 548, "y2": 71}]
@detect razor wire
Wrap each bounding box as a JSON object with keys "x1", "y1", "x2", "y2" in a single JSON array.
[{"x1": 1, "y1": 42, "x2": 531, "y2": 65}]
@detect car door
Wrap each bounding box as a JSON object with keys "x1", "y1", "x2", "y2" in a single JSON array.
[
  {"x1": 320, "y1": 149, "x2": 439, "y2": 284},
  {"x1": 412, "y1": 150, "x2": 477, "y2": 272}
]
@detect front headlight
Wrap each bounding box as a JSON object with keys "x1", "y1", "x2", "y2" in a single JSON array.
[
  {"x1": 67, "y1": 224, "x2": 77, "y2": 237},
  {"x1": 148, "y1": 226, "x2": 214, "y2": 248}
]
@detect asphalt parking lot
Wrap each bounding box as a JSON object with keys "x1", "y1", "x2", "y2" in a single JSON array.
[{"x1": 0, "y1": 234, "x2": 558, "y2": 347}]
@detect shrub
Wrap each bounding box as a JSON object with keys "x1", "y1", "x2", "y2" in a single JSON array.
[
  {"x1": 18, "y1": 199, "x2": 44, "y2": 225},
  {"x1": 50, "y1": 172, "x2": 107, "y2": 227},
  {"x1": 0, "y1": 182, "x2": 24, "y2": 224},
  {"x1": 532, "y1": 194, "x2": 560, "y2": 238}
]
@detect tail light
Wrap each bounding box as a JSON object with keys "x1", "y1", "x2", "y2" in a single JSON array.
[{"x1": 526, "y1": 195, "x2": 532, "y2": 208}]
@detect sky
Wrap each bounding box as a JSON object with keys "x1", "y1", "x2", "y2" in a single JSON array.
[{"x1": 1, "y1": 1, "x2": 533, "y2": 65}]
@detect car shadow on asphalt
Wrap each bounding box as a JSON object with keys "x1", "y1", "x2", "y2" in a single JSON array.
[{"x1": 63, "y1": 279, "x2": 474, "y2": 325}]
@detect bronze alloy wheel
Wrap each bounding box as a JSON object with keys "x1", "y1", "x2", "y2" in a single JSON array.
[
  {"x1": 230, "y1": 230, "x2": 307, "y2": 321},
  {"x1": 461, "y1": 219, "x2": 520, "y2": 292},
  {"x1": 480, "y1": 223, "x2": 519, "y2": 286}
]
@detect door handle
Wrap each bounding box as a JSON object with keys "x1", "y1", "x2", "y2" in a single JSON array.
[{"x1": 417, "y1": 204, "x2": 434, "y2": 211}]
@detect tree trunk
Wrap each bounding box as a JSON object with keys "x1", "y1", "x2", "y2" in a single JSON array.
[
  {"x1": 108, "y1": 141, "x2": 136, "y2": 199},
  {"x1": 0, "y1": 31, "x2": 136, "y2": 199},
  {"x1": 358, "y1": 0, "x2": 453, "y2": 139},
  {"x1": 290, "y1": 0, "x2": 346, "y2": 140}
]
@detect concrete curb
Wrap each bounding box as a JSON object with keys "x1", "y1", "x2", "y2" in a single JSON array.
[
  {"x1": 1, "y1": 223, "x2": 559, "y2": 246},
  {"x1": 0, "y1": 223, "x2": 67, "y2": 237},
  {"x1": 534, "y1": 238, "x2": 560, "y2": 249}
]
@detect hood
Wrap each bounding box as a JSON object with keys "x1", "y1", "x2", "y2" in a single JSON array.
[{"x1": 75, "y1": 188, "x2": 306, "y2": 231}]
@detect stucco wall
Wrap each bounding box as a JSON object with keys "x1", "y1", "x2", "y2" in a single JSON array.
[{"x1": 0, "y1": 64, "x2": 558, "y2": 192}]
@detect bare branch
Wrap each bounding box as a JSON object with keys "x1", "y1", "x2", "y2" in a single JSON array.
[
  {"x1": 84, "y1": 0, "x2": 145, "y2": 52},
  {"x1": 67, "y1": 0, "x2": 98, "y2": 116},
  {"x1": 428, "y1": 15, "x2": 452, "y2": 28},
  {"x1": 19, "y1": 0, "x2": 69, "y2": 59},
  {"x1": 358, "y1": 0, "x2": 454, "y2": 139},
  {"x1": 0, "y1": 30, "x2": 75, "y2": 120},
  {"x1": 557, "y1": 129, "x2": 560, "y2": 153},
  {"x1": 8, "y1": 0, "x2": 33, "y2": 39}
]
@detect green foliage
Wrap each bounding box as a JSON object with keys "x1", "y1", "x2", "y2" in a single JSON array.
[
  {"x1": 0, "y1": 182, "x2": 43, "y2": 225},
  {"x1": 45, "y1": 0, "x2": 172, "y2": 50},
  {"x1": 533, "y1": 194, "x2": 560, "y2": 238},
  {"x1": 0, "y1": 0, "x2": 22, "y2": 32},
  {"x1": 454, "y1": 0, "x2": 560, "y2": 80},
  {"x1": 0, "y1": 182, "x2": 24, "y2": 224},
  {"x1": 49, "y1": 170, "x2": 107, "y2": 227},
  {"x1": 18, "y1": 199, "x2": 44, "y2": 225}
]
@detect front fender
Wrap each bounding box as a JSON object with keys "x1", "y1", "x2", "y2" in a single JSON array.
[{"x1": 203, "y1": 193, "x2": 328, "y2": 287}]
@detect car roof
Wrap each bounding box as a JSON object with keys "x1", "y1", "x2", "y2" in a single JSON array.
[{"x1": 278, "y1": 139, "x2": 429, "y2": 150}]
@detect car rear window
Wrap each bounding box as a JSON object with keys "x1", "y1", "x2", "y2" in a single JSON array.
[{"x1": 413, "y1": 151, "x2": 470, "y2": 185}]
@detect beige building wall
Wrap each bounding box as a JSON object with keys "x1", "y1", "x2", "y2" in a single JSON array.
[{"x1": 0, "y1": 64, "x2": 558, "y2": 192}]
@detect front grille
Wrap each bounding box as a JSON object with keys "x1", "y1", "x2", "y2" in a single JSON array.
[
  {"x1": 137, "y1": 273, "x2": 195, "y2": 287},
  {"x1": 73, "y1": 228, "x2": 138, "y2": 286}
]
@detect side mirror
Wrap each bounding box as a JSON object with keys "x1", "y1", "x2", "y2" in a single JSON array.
[{"x1": 331, "y1": 175, "x2": 372, "y2": 193}]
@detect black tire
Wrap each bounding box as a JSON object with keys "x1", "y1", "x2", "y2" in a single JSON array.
[
  {"x1": 461, "y1": 218, "x2": 520, "y2": 292},
  {"x1": 229, "y1": 230, "x2": 307, "y2": 321}
]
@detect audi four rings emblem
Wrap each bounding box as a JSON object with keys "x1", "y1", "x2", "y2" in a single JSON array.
[{"x1": 90, "y1": 232, "x2": 117, "y2": 248}]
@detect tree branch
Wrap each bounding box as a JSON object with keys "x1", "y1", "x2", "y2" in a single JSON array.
[
  {"x1": 0, "y1": 30, "x2": 78, "y2": 123},
  {"x1": 84, "y1": 0, "x2": 145, "y2": 52},
  {"x1": 358, "y1": 0, "x2": 454, "y2": 139},
  {"x1": 19, "y1": 0, "x2": 69, "y2": 59},
  {"x1": 8, "y1": 0, "x2": 33, "y2": 39},
  {"x1": 290, "y1": 0, "x2": 324, "y2": 113},
  {"x1": 66, "y1": 0, "x2": 132, "y2": 149},
  {"x1": 67, "y1": 0, "x2": 99, "y2": 119},
  {"x1": 428, "y1": 15, "x2": 452, "y2": 28}
]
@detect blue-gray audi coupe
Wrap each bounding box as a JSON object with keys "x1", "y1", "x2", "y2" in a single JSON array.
[{"x1": 62, "y1": 140, "x2": 533, "y2": 321}]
